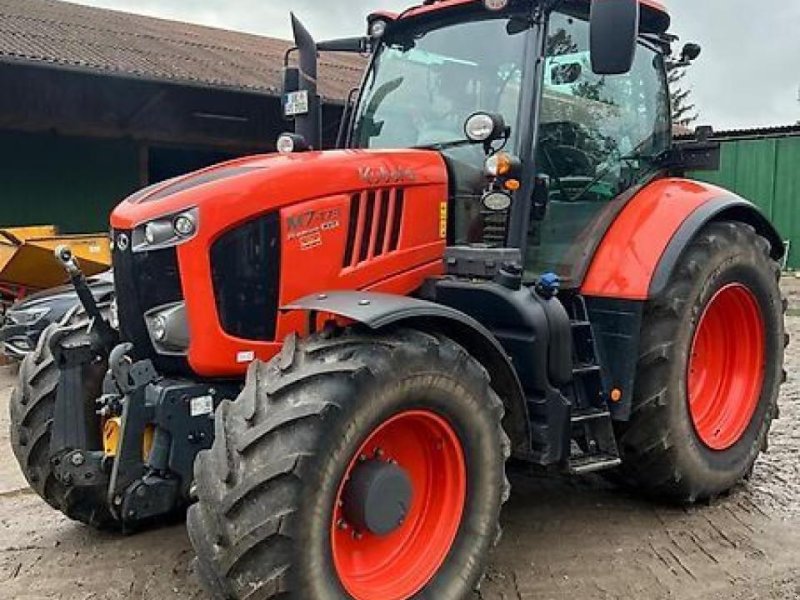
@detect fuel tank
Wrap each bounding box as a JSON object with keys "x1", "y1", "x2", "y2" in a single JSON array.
[{"x1": 109, "y1": 149, "x2": 449, "y2": 377}]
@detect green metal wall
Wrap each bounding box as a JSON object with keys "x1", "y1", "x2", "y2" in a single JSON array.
[
  {"x1": 0, "y1": 130, "x2": 140, "y2": 233},
  {"x1": 693, "y1": 135, "x2": 800, "y2": 269}
]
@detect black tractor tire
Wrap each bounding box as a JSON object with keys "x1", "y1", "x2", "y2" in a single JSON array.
[
  {"x1": 613, "y1": 221, "x2": 785, "y2": 502},
  {"x1": 8, "y1": 309, "x2": 116, "y2": 528},
  {"x1": 188, "y1": 327, "x2": 510, "y2": 600}
]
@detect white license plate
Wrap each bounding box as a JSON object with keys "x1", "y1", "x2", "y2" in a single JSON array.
[{"x1": 284, "y1": 90, "x2": 310, "y2": 117}]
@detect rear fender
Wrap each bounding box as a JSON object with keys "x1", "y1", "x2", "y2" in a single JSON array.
[
  {"x1": 580, "y1": 178, "x2": 783, "y2": 421},
  {"x1": 648, "y1": 199, "x2": 783, "y2": 297},
  {"x1": 282, "y1": 291, "x2": 530, "y2": 456},
  {"x1": 581, "y1": 178, "x2": 783, "y2": 301}
]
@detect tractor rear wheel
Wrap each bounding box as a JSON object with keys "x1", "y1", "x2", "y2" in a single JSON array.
[
  {"x1": 9, "y1": 311, "x2": 115, "y2": 527},
  {"x1": 188, "y1": 328, "x2": 510, "y2": 600},
  {"x1": 614, "y1": 221, "x2": 785, "y2": 502}
]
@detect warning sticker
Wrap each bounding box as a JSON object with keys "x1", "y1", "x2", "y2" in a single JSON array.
[
  {"x1": 190, "y1": 395, "x2": 214, "y2": 418},
  {"x1": 237, "y1": 350, "x2": 256, "y2": 364},
  {"x1": 300, "y1": 231, "x2": 323, "y2": 251},
  {"x1": 439, "y1": 202, "x2": 448, "y2": 238}
]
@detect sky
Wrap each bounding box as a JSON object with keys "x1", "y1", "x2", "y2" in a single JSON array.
[{"x1": 71, "y1": 0, "x2": 800, "y2": 131}]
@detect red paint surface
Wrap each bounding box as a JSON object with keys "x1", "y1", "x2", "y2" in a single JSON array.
[
  {"x1": 688, "y1": 284, "x2": 766, "y2": 450},
  {"x1": 332, "y1": 411, "x2": 467, "y2": 600},
  {"x1": 399, "y1": 0, "x2": 669, "y2": 29},
  {"x1": 111, "y1": 149, "x2": 448, "y2": 377},
  {"x1": 581, "y1": 178, "x2": 730, "y2": 300}
]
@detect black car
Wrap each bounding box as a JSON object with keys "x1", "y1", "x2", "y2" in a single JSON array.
[{"x1": 0, "y1": 271, "x2": 114, "y2": 359}]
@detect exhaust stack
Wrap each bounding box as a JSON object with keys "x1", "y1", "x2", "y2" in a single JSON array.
[{"x1": 290, "y1": 13, "x2": 322, "y2": 150}]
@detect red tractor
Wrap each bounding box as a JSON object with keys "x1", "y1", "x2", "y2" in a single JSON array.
[{"x1": 10, "y1": 0, "x2": 786, "y2": 598}]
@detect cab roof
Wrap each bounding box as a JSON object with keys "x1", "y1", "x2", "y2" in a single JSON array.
[{"x1": 372, "y1": 0, "x2": 670, "y2": 35}]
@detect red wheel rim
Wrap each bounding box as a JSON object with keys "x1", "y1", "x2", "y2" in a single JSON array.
[
  {"x1": 688, "y1": 284, "x2": 766, "y2": 450},
  {"x1": 331, "y1": 410, "x2": 466, "y2": 600}
]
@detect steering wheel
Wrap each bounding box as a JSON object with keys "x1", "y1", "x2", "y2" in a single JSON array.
[
  {"x1": 542, "y1": 144, "x2": 595, "y2": 178},
  {"x1": 537, "y1": 121, "x2": 606, "y2": 201}
]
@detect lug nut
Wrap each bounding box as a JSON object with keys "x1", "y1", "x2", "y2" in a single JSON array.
[
  {"x1": 70, "y1": 453, "x2": 85, "y2": 467},
  {"x1": 352, "y1": 531, "x2": 362, "y2": 540},
  {"x1": 337, "y1": 519, "x2": 348, "y2": 531}
]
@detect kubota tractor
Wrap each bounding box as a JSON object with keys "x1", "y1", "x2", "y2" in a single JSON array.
[{"x1": 9, "y1": 0, "x2": 786, "y2": 598}]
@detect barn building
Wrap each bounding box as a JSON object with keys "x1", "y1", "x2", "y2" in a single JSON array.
[{"x1": 0, "y1": 0, "x2": 363, "y2": 233}]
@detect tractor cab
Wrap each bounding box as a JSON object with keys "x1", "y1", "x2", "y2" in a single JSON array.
[{"x1": 287, "y1": 0, "x2": 675, "y2": 288}]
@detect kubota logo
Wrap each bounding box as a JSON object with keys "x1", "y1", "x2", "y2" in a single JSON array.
[{"x1": 358, "y1": 166, "x2": 416, "y2": 185}]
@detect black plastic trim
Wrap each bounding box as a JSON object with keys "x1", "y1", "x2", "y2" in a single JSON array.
[
  {"x1": 282, "y1": 290, "x2": 531, "y2": 457},
  {"x1": 137, "y1": 167, "x2": 261, "y2": 204},
  {"x1": 649, "y1": 195, "x2": 784, "y2": 298},
  {"x1": 584, "y1": 296, "x2": 644, "y2": 421},
  {"x1": 210, "y1": 212, "x2": 281, "y2": 342},
  {"x1": 113, "y1": 234, "x2": 188, "y2": 373},
  {"x1": 284, "y1": 291, "x2": 495, "y2": 333}
]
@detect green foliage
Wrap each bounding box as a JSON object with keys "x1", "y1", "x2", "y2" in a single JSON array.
[{"x1": 667, "y1": 60, "x2": 699, "y2": 127}]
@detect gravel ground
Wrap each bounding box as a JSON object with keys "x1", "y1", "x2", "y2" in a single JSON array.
[{"x1": 0, "y1": 282, "x2": 798, "y2": 599}]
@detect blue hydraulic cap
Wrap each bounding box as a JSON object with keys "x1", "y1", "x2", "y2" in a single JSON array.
[{"x1": 537, "y1": 272, "x2": 561, "y2": 298}]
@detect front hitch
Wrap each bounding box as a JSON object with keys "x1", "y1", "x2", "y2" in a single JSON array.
[
  {"x1": 46, "y1": 246, "x2": 119, "y2": 514},
  {"x1": 54, "y1": 245, "x2": 117, "y2": 353}
]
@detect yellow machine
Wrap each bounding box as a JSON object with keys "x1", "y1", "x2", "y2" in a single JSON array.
[{"x1": 0, "y1": 226, "x2": 110, "y2": 305}]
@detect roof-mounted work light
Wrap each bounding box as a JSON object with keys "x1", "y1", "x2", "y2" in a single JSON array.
[{"x1": 369, "y1": 19, "x2": 388, "y2": 38}]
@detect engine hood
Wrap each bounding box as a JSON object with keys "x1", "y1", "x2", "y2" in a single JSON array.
[
  {"x1": 108, "y1": 148, "x2": 450, "y2": 378},
  {"x1": 110, "y1": 149, "x2": 447, "y2": 231}
]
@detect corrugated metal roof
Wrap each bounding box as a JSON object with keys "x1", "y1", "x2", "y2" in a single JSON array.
[
  {"x1": 710, "y1": 124, "x2": 800, "y2": 140},
  {"x1": 0, "y1": 0, "x2": 366, "y2": 101},
  {"x1": 677, "y1": 124, "x2": 800, "y2": 141}
]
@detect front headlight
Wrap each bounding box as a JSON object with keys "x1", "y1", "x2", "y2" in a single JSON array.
[
  {"x1": 132, "y1": 207, "x2": 199, "y2": 253},
  {"x1": 144, "y1": 302, "x2": 189, "y2": 355},
  {"x1": 7, "y1": 307, "x2": 50, "y2": 325}
]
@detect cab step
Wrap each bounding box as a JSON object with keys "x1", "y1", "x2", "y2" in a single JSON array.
[
  {"x1": 568, "y1": 453, "x2": 622, "y2": 475},
  {"x1": 571, "y1": 408, "x2": 611, "y2": 424}
]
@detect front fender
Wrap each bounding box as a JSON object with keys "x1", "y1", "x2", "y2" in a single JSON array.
[
  {"x1": 282, "y1": 291, "x2": 531, "y2": 457},
  {"x1": 581, "y1": 178, "x2": 783, "y2": 300}
]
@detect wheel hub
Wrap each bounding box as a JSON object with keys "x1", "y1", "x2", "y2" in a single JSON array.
[
  {"x1": 331, "y1": 410, "x2": 467, "y2": 600},
  {"x1": 342, "y1": 458, "x2": 413, "y2": 536}
]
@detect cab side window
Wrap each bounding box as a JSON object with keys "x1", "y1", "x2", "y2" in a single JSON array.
[{"x1": 526, "y1": 11, "x2": 671, "y2": 281}]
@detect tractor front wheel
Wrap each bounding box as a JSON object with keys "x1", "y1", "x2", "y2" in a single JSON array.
[
  {"x1": 615, "y1": 221, "x2": 785, "y2": 502},
  {"x1": 188, "y1": 328, "x2": 509, "y2": 600},
  {"x1": 9, "y1": 312, "x2": 115, "y2": 527}
]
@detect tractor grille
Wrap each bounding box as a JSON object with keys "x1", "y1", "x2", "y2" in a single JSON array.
[
  {"x1": 112, "y1": 234, "x2": 187, "y2": 372},
  {"x1": 210, "y1": 212, "x2": 280, "y2": 342},
  {"x1": 343, "y1": 188, "x2": 405, "y2": 268}
]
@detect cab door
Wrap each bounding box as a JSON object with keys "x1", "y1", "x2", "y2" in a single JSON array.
[{"x1": 526, "y1": 9, "x2": 671, "y2": 285}]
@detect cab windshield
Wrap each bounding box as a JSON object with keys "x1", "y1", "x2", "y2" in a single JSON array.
[{"x1": 351, "y1": 16, "x2": 528, "y2": 153}]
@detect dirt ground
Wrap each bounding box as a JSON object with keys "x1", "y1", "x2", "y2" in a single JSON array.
[{"x1": 1, "y1": 283, "x2": 799, "y2": 599}]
